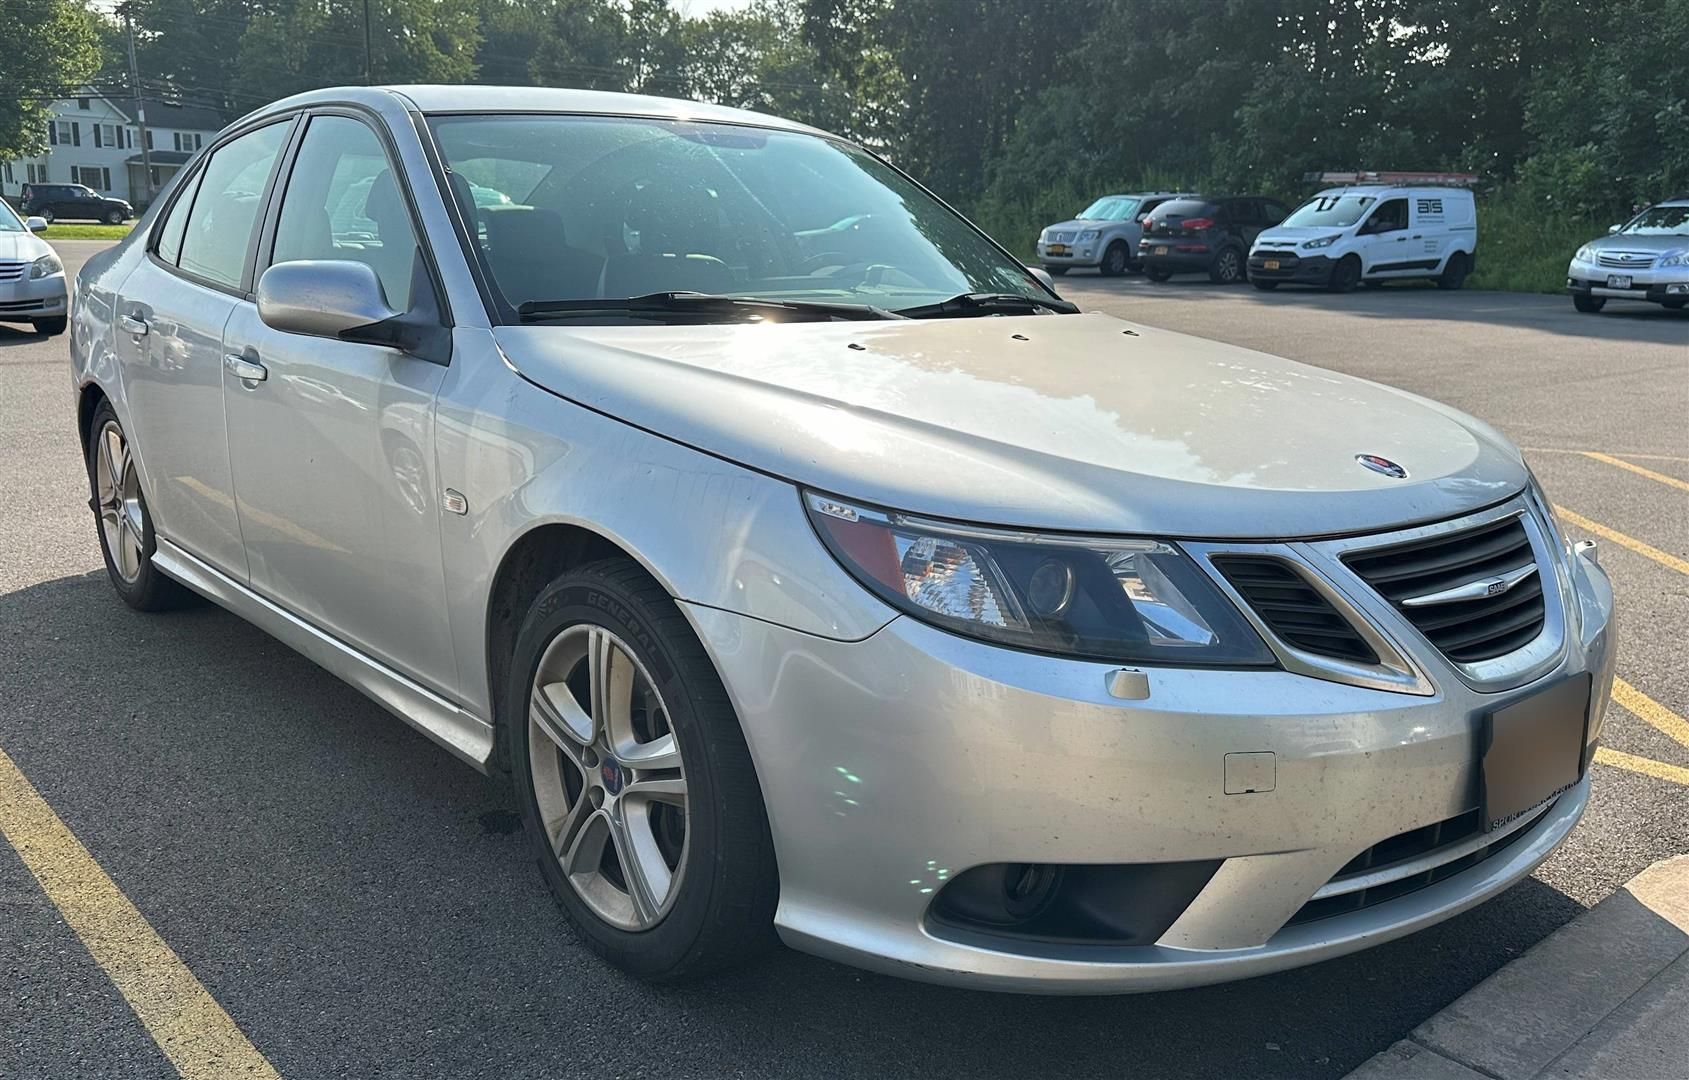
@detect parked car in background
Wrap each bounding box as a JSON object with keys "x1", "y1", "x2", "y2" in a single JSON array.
[
  {"x1": 0, "y1": 200, "x2": 67, "y2": 335},
  {"x1": 1036, "y1": 191, "x2": 1189, "y2": 276},
  {"x1": 20, "y1": 182, "x2": 132, "y2": 225},
  {"x1": 74, "y1": 85, "x2": 1614, "y2": 994},
  {"x1": 1566, "y1": 197, "x2": 1689, "y2": 313},
  {"x1": 1249, "y1": 179, "x2": 1477, "y2": 292},
  {"x1": 1138, "y1": 195, "x2": 1289, "y2": 283}
]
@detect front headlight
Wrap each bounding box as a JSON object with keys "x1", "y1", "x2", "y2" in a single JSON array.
[
  {"x1": 1302, "y1": 235, "x2": 1340, "y2": 249},
  {"x1": 1658, "y1": 250, "x2": 1689, "y2": 268},
  {"x1": 805, "y1": 493, "x2": 1274, "y2": 666},
  {"x1": 29, "y1": 252, "x2": 62, "y2": 279},
  {"x1": 1078, "y1": 229, "x2": 1100, "y2": 242},
  {"x1": 1573, "y1": 245, "x2": 1595, "y2": 263}
]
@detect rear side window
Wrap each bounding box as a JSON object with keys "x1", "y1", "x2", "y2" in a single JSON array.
[
  {"x1": 177, "y1": 121, "x2": 290, "y2": 289},
  {"x1": 154, "y1": 169, "x2": 205, "y2": 265},
  {"x1": 1153, "y1": 199, "x2": 1217, "y2": 221}
]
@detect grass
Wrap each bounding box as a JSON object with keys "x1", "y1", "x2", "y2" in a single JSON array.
[{"x1": 41, "y1": 223, "x2": 134, "y2": 240}]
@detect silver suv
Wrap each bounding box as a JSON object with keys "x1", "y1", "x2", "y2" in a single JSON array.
[
  {"x1": 72, "y1": 86, "x2": 1615, "y2": 993},
  {"x1": 1036, "y1": 191, "x2": 1189, "y2": 276},
  {"x1": 1566, "y1": 198, "x2": 1689, "y2": 313}
]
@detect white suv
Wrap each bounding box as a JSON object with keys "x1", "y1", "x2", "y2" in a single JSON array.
[{"x1": 1249, "y1": 185, "x2": 1477, "y2": 292}]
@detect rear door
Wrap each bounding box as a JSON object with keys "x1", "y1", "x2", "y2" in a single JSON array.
[
  {"x1": 220, "y1": 110, "x2": 457, "y2": 690},
  {"x1": 113, "y1": 118, "x2": 295, "y2": 579},
  {"x1": 1411, "y1": 193, "x2": 1451, "y2": 265}
]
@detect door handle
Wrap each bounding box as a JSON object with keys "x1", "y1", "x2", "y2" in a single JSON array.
[
  {"x1": 119, "y1": 313, "x2": 149, "y2": 336},
  {"x1": 223, "y1": 353, "x2": 268, "y2": 382}
]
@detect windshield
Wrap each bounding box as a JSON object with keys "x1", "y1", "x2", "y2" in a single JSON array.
[
  {"x1": 1077, "y1": 196, "x2": 1139, "y2": 221},
  {"x1": 1620, "y1": 205, "x2": 1689, "y2": 236},
  {"x1": 429, "y1": 114, "x2": 1047, "y2": 317},
  {"x1": 0, "y1": 201, "x2": 21, "y2": 232},
  {"x1": 1281, "y1": 194, "x2": 1378, "y2": 228}
]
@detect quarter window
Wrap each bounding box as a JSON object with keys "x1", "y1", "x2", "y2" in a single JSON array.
[
  {"x1": 177, "y1": 122, "x2": 290, "y2": 289},
  {"x1": 155, "y1": 168, "x2": 205, "y2": 265},
  {"x1": 271, "y1": 115, "x2": 418, "y2": 310}
]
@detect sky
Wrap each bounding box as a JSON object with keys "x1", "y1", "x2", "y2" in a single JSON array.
[{"x1": 673, "y1": 0, "x2": 759, "y2": 16}]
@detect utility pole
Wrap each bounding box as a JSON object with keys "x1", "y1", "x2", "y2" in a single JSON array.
[
  {"x1": 363, "y1": 0, "x2": 374, "y2": 85},
  {"x1": 120, "y1": 3, "x2": 156, "y2": 203}
]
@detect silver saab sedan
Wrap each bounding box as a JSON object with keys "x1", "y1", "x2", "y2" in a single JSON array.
[{"x1": 70, "y1": 86, "x2": 1616, "y2": 994}]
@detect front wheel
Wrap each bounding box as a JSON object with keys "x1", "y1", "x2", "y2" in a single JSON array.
[
  {"x1": 1251, "y1": 279, "x2": 1280, "y2": 291},
  {"x1": 1101, "y1": 242, "x2": 1130, "y2": 277},
  {"x1": 86, "y1": 402, "x2": 188, "y2": 610},
  {"x1": 1328, "y1": 255, "x2": 1362, "y2": 293},
  {"x1": 1144, "y1": 265, "x2": 1173, "y2": 282},
  {"x1": 1662, "y1": 298, "x2": 1686, "y2": 310},
  {"x1": 1437, "y1": 252, "x2": 1470, "y2": 290},
  {"x1": 105, "y1": 208, "x2": 125, "y2": 225},
  {"x1": 33, "y1": 316, "x2": 67, "y2": 336},
  {"x1": 1042, "y1": 265, "x2": 1069, "y2": 277},
  {"x1": 1572, "y1": 293, "x2": 1606, "y2": 314},
  {"x1": 508, "y1": 558, "x2": 778, "y2": 982}
]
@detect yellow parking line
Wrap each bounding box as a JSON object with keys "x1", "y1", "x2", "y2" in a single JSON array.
[
  {"x1": 1581, "y1": 452, "x2": 1689, "y2": 494},
  {"x1": 1615, "y1": 678, "x2": 1689, "y2": 751},
  {"x1": 0, "y1": 745, "x2": 282, "y2": 1080},
  {"x1": 1523, "y1": 448, "x2": 1689, "y2": 465},
  {"x1": 1554, "y1": 505, "x2": 1689, "y2": 577},
  {"x1": 1595, "y1": 747, "x2": 1689, "y2": 787}
]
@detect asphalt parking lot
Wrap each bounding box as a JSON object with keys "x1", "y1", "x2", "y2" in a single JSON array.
[{"x1": 1, "y1": 241, "x2": 1685, "y2": 1080}]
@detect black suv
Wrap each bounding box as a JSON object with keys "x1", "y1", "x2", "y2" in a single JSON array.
[
  {"x1": 1138, "y1": 196, "x2": 1289, "y2": 283},
  {"x1": 20, "y1": 183, "x2": 132, "y2": 224}
]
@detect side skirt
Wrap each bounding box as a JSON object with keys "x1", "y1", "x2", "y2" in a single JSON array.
[{"x1": 152, "y1": 539, "x2": 495, "y2": 772}]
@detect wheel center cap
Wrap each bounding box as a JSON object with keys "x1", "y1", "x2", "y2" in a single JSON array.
[{"x1": 599, "y1": 758, "x2": 624, "y2": 796}]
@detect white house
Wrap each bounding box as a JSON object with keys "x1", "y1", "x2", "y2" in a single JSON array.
[{"x1": 2, "y1": 90, "x2": 225, "y2": 209}]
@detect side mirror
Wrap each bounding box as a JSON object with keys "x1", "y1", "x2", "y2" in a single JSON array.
[
  {"x1": 258, "y1": 260, "x2": 399, "y2": 339},
  {"x1": 1031, "y1": 267, "x2": 1057, "y2": 291},
  {"x1": 257, "y1": 256, "x2": 451, "y2": 365},
  {"x1": 1608, "y1": 224, "x2": 1622, "y2": 234},
  {"x1": 25, "y1": 216, "x2": 47, "y2": 233}
]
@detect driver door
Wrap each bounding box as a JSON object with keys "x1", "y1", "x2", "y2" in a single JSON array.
[
  {"x1": 1356, "y1": 198, "x2": 1413, "y2": 277},
  {"x1": 221, "y1": 111, "x2": 457, "y2": 692}
]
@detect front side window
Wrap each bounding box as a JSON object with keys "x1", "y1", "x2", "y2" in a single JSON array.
[
  {"x1": 429, "y1": 114, "x2": 1044, "y2": 315},
  {"x1": 272, "y1": 115, "x2": 418, "y2": 310},
  {"x1": 1620, "y1": 205, "x2": 1689, "y2": 236},
  {"x1": 1077, "y1": 196, "x2": 1139, "y2": 221},
  {"x1": 0, "y1": 199, "x2": 22, "y2": 232},
  {"x1": 1282, "y1": 194, "x2": 1377, "y2": 229},
  {"x1": 177, "y1": 121, "x2": 290, "y2": 289},
  {"x1": 1363, "y1": 198, "x2": 1409, "y2": 234}
]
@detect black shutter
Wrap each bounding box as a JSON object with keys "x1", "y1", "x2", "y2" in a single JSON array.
[
  {"x1": 71, "y1": 122, "x2": 81, "y2": 146},
  {"x1": 94, "y1": 125, "x2": 102, "y2": 147},
  {"x1": 48, "y1": 122, "x2": 57, "y2": 145}
]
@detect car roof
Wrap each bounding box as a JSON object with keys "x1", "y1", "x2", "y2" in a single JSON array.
[
  {"x1": 1312, "y1": 184, "x2": 1473, "y2": 198},
  {"x1": 248, "y1": 84, "x2": 831, "y2": 138}
]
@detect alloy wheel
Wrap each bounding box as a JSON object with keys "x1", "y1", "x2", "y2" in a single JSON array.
[
  {"x1": 1217, "y1": 250, "x2": 1241, "y2": 282},
  {"x1": 528, "y1": 624, "x2": 688, "y2": 931},
  {"x1": 95, "y1": 420, "x2": 145, "y2": 583}
]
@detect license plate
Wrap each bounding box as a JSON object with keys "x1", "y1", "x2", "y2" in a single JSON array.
[
  {"x1": 1606, "y1": 274, "x2": 1632, "y2": 288},
  {"x1": 1263, "y1": 259, "x2": 1280, "y2": 270},
  {"x1": 1047, "y1": 244, "x2": 1070, "y2": 256},
  {"x1": 1155, "y1": 246, "x2": 1168, "y2": 256},
  {"x1": 1480, "y1": 674, "x2": 1591, "y2": 832}
]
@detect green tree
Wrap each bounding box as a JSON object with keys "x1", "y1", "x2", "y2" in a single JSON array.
[{"x1": 0, "y1": 0, "x2": 104, "y2": 159}]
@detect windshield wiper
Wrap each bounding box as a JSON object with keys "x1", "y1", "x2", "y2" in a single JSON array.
[
  {"x1": 894, "y1": 292, "x2": 1080, "y2": 318},
  {"x1": 518, "y1": 292, "x2": 901, "y2": 323}
]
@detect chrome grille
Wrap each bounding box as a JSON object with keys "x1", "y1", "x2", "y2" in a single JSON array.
[
  {"x1": 1049, "y1": 231, "x2": 1075, "y2": 243},
  {"x1": 0, "y1": 261, "x2": 26, "y2": 282},
  {"x1": 1596, "y1": 252, "x2": 1655, "y2": 270},
  {"x1": 1344, "y1": 514, "x2": 1545, "y2": 664}
]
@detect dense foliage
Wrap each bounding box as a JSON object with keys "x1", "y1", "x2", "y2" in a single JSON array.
[
  {"x1": 0, "y1": 0, "x2": 104, "y2": 158},
  {"x1": 18, "y1": 0, "x2": 1689, "y2": 281}
]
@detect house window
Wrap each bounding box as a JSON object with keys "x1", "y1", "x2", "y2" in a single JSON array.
[
  {"x1": 95, "y1": 123, "x2": 119, "y2": 148},
  {"x1": 52, "y1": 120, "x2": 77, "y2": 145},
  {"x1": 78, "y1": 97, "x2": 90, "y2": 110},
  {"x1": 27, "y1": 164, "x2": 47, "y2": 184},
  {"x1": 73, "y1": 166, "x2": 112, "y2": 191},
  {"x1": 2, "y1": 162, "x2": 12, "y2": 183}
]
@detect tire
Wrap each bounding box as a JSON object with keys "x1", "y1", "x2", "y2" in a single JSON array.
[
  {"x1": 1572, "y1": 293, "x2": 1605, "y2": 314},
  {"x1": 1437, "y1": 252, "x2": 1470, "y2": 290},
  {"x1": 1251, "y1": 279, "x2": 1280, "y2": 291},
  {"x1": 1042, "y1": 265, "x2": 1069, "y2": 277},
  {"x1": 33, "y1": 316, "x2": 67, "y2": 336},
  {"x1": 1208, "y1": 247, "x2": 1244, "y2": 284},
  {"x1": 1361, "y1": 280, "x2": 1384, "y2": 289},
  {"x1": 105, "y1": 208, "x2": 125, "y2": 224},
  {"x1": 40, "y1": 208, "x2": 55, "y2": 224},
  {"x1": 86, "y1": 401, "x2": 189, "y2": 611},
  {"x1": 507, "y1": 557, "x2": 778, "y2": 982},
  {"x1": 1328, "y1": 255, "x2": 1362, "y2": 293},
  {"x1": 1663, "y1": 298, "x2": 1686, "y2": 310},
  {"x1": 1144, "y1": 265, "x2": 1173, "y2": 282},
  {"x1": 1101, "y1": 242, "x2": 1130, "y2": 277}
]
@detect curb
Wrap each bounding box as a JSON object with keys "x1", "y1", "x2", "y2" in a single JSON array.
[{"x1": 1346, "y1": 856, "x2": 1689, "y2": 1080}]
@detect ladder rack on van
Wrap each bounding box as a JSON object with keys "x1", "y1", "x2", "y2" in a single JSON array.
[{"x1": 1303, "y1": 171, "x2": 1479, "y2": 188}]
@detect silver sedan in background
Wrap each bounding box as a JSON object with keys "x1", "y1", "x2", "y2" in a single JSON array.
[
  {"x1": 0, "y1": 201, "x2": 67, "y2": 336},
  {"x1": 72, "y1": 86, "x2": 1614, "y2": 993},
  {"x1": 1036, "y1": 190, "x2": 1189, "y2": 276}
]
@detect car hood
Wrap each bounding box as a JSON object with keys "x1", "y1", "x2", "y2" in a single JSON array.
[
  {"x1": 494, "y1": 312, "x2": 1526, "y2": 538},
  {"x1": 1253, "y1": 225, "x2": 1349, "y2": 246},
  {"x1": 1043, "y1": 219, "x2": 1124, "y2": 235},
  {"x1": 0, "y1": 231, "x2": 49, "y2": 262},
  {"x1": 1586, "y1": 233, "x2": 1689, "y2": 254}
]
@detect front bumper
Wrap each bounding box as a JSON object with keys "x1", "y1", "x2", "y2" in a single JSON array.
[
  {"x1": 1036, "y1": 241, "x2": 1102, "y2": 268},
  {"x1": 0, "y1": 274, "x2": 68, "y2": 323},
  {"x1": 1566, "y1": 265, "x2": 1689, "y2": 304},
  {"x1": 1248, "y1": 250, "x2": 1335, "y2": 284},
  {"x1": 688, "y1": 528, "x2": 1616, "y2": 993}
]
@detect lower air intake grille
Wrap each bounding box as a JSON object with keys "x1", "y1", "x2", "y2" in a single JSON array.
[
  {"x1": 1343, "y1": 515, "x2": 1545, "y2": 664},
  {"x1": 1212, "y1": 556, "x2": 1378, "y2": 664}
]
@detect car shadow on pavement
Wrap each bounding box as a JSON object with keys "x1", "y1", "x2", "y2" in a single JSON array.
[
  {"x1": 0, "y1": 571, "x2": 1589, "y2": 1080},
  {"x1": 0, "y1": 326, "x2": 55, "y2": 349}
]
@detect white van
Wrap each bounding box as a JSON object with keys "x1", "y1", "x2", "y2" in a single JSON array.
[{"x1": 1247, "y1": 179, "x2": 1477, "y2": 292}]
